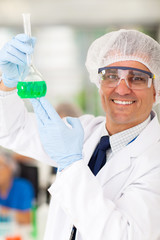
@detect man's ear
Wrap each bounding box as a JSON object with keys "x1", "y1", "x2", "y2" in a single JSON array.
[{"x1": 153, "y1": 86, "x2": 156, "y2": 102}]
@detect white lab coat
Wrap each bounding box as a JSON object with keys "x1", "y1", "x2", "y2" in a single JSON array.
[{"x1": 0, "y1": 93, "x2": 160, "y2": 240}]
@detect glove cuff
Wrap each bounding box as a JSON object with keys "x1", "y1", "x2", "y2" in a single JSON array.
[{"x1": 58, "y1": 154, "x2": 83, "y2": 171}]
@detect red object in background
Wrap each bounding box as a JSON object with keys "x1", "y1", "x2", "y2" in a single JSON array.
[{"x1": 5, "y1": 236, "x2": 22, "y2": 240}]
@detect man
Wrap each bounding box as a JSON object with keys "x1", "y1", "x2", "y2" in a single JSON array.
[{"x1": 0, "y1": 29, "x2": 160, "y2": 239}]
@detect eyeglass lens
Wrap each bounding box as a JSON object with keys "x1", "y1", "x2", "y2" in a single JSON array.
[{"x1": 100, "y1": 68, "x2": 152, "y2": 89}]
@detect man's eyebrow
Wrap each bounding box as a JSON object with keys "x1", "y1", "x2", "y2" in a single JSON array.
[
  {"x1": 128, "y1": 70, "x2": 143, "y2": 75},
  {"x1": 105, "y1": 69, "x2": 118, "y2": 73}
]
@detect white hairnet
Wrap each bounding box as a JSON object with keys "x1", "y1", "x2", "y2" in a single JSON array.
[{"x1": 85, "y1": 29, "x2": 160, "y2": 103}]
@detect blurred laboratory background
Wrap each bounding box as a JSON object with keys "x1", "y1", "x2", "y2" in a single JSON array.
[{"x1": 0, "y1": 0, "x2": 160, "y2": 239}]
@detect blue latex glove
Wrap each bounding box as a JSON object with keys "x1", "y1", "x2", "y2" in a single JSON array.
[
  {"x1": 30, "y1": 97, "x2": 84, "y2": 171},
  {"x1": 0, "y1": 34, "x2": 36, "y2": 88}
]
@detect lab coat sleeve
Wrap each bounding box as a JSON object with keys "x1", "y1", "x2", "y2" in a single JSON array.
[
  {"x1": 50, "y1": 160, "x2": 160, "y2": 240},
  {"x1": 0, "y1": 92, "x2": 56, "y2": 166}
]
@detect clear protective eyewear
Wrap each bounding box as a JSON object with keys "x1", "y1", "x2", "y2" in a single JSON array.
[{"x1": 98, "y1": 66, "x2": 155, "y2": 90}]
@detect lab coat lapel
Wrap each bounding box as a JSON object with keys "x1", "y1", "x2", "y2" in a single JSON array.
[
  {"x1": 83, "y1": 120, "x2": 131, "y2": 185},
  {"x1": 83, "y1": 122, "x2": 106, "y2": 165},
  {"x1": 97, "y1": 146, "x2": 131, "y2": 186},
  {"x1": 129, "y1": 114, "x2": 160, "y2": 157},
  {"x1": 97, "y1": 113, "x2": 160, "y2": 186},
  {"x1": 82, "y1": 119, "x2": 134, "y2": 186},
  {"x1": 83, "y1": 113, "x2": 160, "y2": 187}
]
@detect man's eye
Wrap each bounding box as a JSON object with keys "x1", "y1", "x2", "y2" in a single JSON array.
[
  {"x1": 130, "y1": 76, "x2": 146, "y2": 83},
  {"x1": 103, "y1": 74, "x2": 118, "y2": 80}
]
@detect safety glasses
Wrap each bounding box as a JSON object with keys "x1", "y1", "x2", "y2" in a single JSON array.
[{"x1": 98, "y1": 66, "x2": 155, "y2": 90}]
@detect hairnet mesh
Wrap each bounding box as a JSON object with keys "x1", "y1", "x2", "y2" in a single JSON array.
[{"x1": 85, "y1": 29, "x2": 160, "y2": 103}]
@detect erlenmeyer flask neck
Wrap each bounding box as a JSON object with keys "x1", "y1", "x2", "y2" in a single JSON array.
[
  {"x1": 17, "y1": 13, "x2": 47, "y2": 99},
  {"x1": 24, "y1": 64, "x2": 43, "y2": 82},
  {"x1": 22, "y1": 13, "x2": 33, "y2": 67}
]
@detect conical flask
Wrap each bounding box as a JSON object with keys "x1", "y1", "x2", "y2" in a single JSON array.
[{"x1": 17, "y1": 13, "x2": 47, "y2": 98}]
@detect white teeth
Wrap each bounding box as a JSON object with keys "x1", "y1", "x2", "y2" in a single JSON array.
[{"x1": 113, "y1": 100, "x2": 133, "y2": 105}]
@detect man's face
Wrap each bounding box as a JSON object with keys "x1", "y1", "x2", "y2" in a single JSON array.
[{"x1": 99, "y1": 61, "x2": 156, "y2": 135}]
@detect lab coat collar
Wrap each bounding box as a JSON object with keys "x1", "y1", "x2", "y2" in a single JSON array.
[
  {"x1": 99, "y1": 112, "x2": 160, "y2": 185},
  {"x1": 129, "y1": 111, "x2": 160, "y2": 157},
  {"x1": 82, "y1": 120, "x2": 131, "y2": 184},
  {"x1": 83, "y1": 111, "x2": 160, "y2": 186}
]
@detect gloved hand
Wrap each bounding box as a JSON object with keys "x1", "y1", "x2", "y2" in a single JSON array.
[
  {"x1": 30, "y1": 97, "x2": 84, "y2": 171},
  {"x1": 0, "y1": 33, "x2": 36, "y2": 88}
]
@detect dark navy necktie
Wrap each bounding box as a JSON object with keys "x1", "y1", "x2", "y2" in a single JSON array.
[
  {"x1": 70, "y1": 136, "x2": 110, "y2": 240},
  {"x1": 88, "y1": 135, "x2": 110, "y2": 175}
]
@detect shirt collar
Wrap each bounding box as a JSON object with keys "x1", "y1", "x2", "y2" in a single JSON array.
[{"x1": 102, "y1": 115, "x2": 151, "y2": 154}]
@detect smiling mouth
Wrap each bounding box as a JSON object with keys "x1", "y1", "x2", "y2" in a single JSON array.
[{"x1": 112, "y1": 100, "x2": 135, "y2": 105}]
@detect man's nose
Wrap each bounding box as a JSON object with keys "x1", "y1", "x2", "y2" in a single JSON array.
[{"x1": 114, "y1": 78, "x2": 132, "y2": 95}]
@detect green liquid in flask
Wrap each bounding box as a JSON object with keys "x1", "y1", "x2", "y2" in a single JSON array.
[{"x1": 17, "y1": 81, "x2": 47, "y2": 98}]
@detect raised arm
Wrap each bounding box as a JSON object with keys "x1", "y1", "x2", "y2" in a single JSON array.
[{"x1": 0, "y1": 34, "x2": 55, "y2": 166}]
